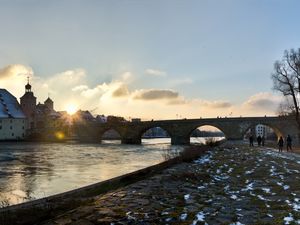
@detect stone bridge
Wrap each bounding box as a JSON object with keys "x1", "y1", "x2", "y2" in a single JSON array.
[{"x1": 72, "y1": 116, "x2": 298, "y2": 145}]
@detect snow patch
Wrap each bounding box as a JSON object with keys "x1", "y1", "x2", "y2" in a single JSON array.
[
  {"x1": 293, "y1": 202, "x2": 300, "y2": 212},
  {"x1": 194, "y1": 154, "x2": 212, "y2": 165},
  {"x1": 257, "y1": 195, "x2": 269, "y2": 201},
  {"x1": 245, "y1": 169, "x2": 254, "y2": 175},
  {"x1": 184, "y1": 194, "x2": 190, "y2": 201},
  {"x1": 126, "y1": 211, "x2": 136, "y2": 220},
  {"x1": 262, "y1": 188, "x2": 271, "y2": 194},
  {"x1": 242, "y1": 182, "x2": 254, "y2": 191},
  {"x1": 198, "y1": 186, "x2": 206, "y2": 190},
  {"x1": 230, "y1": 195, "x2": 238, "y2": 200},
  {"x1": 283, "y1": 213, "x2": 294, "y2": 224},
  {"x1": 192, "y1": 211, "x2": 205, "y2": 224},
  {"x1": 180, "y1": 213, "x2": 188, "y2": 221},
  {"x1": 230, "y1": 222, "x2": 244, "y2": 225},
  {"x1": 228, "y1": 168, "x2": 233, "y2": 173}
]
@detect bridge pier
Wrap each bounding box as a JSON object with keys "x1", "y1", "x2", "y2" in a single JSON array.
[
  {"x1": 171, "y1": 135, "x2": 190, "y2": 145},
  {"x1": 121, "y1": 138, "x2": 141, "y2": 144}
]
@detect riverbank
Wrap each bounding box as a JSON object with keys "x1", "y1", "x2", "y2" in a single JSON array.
[
  {"x1": 0, "y1": 140, "x2": 186, "y2": 206},
  {"x1": 38, "y1": 142, "x2": 300, "y2": 225},
  {"x1": 0, "y1": 144, "x2": 210, "y2": 225}
]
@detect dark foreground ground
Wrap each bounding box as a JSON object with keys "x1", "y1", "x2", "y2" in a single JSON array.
[{"x1": 41, "y1": 143, "x2": 300, "y2": 225}]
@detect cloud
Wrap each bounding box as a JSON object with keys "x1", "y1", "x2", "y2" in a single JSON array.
[
  {"x1": 145, "y1": 69, "x2": 167, "y2": 76},
  {"x1": 0, "y1": 64, "x2": 34, "y2": 99},
  {"x1": 72, "y1": 85, "x2": 88, "y2": 91},
  {"x1": 80, "y1": 85, "x2": 103, "y2": 98},
  {"x1": 200, "y1": 100, "x2": 232, "y2": 108},
  {"x1": 46, "y1": 69, "x2": 86, "y2": 88},
  {"x1": 166, "y1": 96, "x2": 187, "y2": 105},
  {"x1": 0, "y1": 64, "x2": 280, "y2": 120},
  {"x1": 243, "y1": 92, "x2": 282, "y2": 111},
  {"x1": 132, "y1": 89, "x2": 179, "y2": 100},
  {"x1": 112, "y1": 84, "x2": 129, "y2": 97},
  {"x1": 0, "y1": 64, "x2": 33, "y2": 79}
]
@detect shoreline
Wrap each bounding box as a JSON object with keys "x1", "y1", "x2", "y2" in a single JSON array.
[
  {"x1": 38, "y1": 142, "x2": 300, "y2": 224},
  {"x1": 0, "y1": 144, "x2": 210, "y2": 225}
]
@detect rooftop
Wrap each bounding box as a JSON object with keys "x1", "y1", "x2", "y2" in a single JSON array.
[{"x1": 0, "y1": 89, "x2": 26, "y2": 119}]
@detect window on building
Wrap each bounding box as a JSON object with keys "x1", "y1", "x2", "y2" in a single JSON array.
[
  {"x1": 12, "y1": 133, "x2": 14, "y2": 136},
  {"x1": 10, "y1": 120, "x2": 12, "y2": 123},
  {"x1": 0, "y1": 126, "x2": 2, "y2": 129},
  {"x1": 10, "y1": 126, "x2": 12, "y2": 129}
]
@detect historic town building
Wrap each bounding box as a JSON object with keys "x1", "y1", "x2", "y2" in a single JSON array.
[
  {"x1": 0, "y1": 89, "x2": 26, "y2": 140},
  {"x1": 20, "y1": 79, "x2": 36, "y2": 129},
  {"x1": 20, "y1": 80, "x2": 61, "y2": 132}
]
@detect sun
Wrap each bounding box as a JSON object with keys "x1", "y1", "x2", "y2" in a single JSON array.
[{"x1": 65, "y1": 104, "x2": 78, "y2": 115}]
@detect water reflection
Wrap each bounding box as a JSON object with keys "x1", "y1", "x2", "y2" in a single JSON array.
[{"x1": 0, "y1": 137, "x2": 217, "y2": 206}]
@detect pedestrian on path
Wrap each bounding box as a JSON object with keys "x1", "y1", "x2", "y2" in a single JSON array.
[
  {"x1": 249, "y1": 135, "x2": 254, "y2": 147},
  {"x1": 278, "y1": 136, "x2": 284, "y2": 152},
  {"x1": 261, "y1": 136, "x2": 265, "y2": 146},
  {"x1": 286, "y1": 135, "x2": 292, "y2": 152},
  {"x1": 257, "y1": 135, "x2": 262, "y2": 146}
]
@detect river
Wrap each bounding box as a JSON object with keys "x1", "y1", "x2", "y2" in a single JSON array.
[{"x1": 0, "y1": 137, "x2": 221, "y2": 207}]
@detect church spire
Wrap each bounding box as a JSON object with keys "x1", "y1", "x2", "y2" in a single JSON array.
[{"x1": 25, "y1": 76, "x2": 32, "y2": 92}]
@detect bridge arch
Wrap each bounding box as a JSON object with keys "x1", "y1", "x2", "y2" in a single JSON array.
[
  {"x1": 189, "y1": 125, "x2": 226, "y2": 144},
  {"x1": 101, "y1": 128, "x2": 122, "y2": 144},
  {"x1": 187, "y1": 123, "x2": 229, "y2": 139},
  {"x1": 139, "y1": 125, "x2": 172, "y2": 143},
  {"x1": 243, "y1": 122, "x2": 283, "y2": 140},
  {"x1": 98, "y1": 126, "x2": 124, "y2": 143}
]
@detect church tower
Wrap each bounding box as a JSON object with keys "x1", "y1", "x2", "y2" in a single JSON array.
[
  {"x1": 44, "y1": 96, "x2": 54, "y2": 111},
  {"x1": 20, "y1": 77, "x2": 36, "y2": 121}
]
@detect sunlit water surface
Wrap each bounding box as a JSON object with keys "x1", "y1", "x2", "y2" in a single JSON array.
[{"x1": 0, "y1": 137, "x2": 221, "y2": 206}]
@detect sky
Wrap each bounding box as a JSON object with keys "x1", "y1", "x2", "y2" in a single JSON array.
[{"x1": 0, "y1": 0, "x2": 300, "y2": 120}]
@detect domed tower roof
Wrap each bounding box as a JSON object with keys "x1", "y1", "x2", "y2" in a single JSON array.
[
  {"x1": 25, "y1": 77, "x2": 32, "y2": 92},
  {"x1": 25, "y1": 83, "x2": 31, "y2": 90}
]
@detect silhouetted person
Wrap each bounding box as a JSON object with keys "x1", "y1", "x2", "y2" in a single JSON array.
[
  {"x1": 257, "y1": 135, "x2": 262, "y2": 146},
  {"x1": 278, "y1": 136, "x2": 284, "y2": 152},
  {"x1": 286, "y1": 135, "x2": 292, "y2": 152},
  {"x1": 249, "y1": 135, "x2": 254, "y2": 147},
  {"x1": 261, "y1": 136, "x2": 265, "y2": 146}
]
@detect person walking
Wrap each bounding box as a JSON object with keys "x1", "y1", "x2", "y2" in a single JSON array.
[
  {"x1": 249, "y1": 135, "x2": 254, "y2": 147},
  {"x1": 257, "y1": 135, "x2": 262, "y2": 146},
  {"x1": 261, "y1": 136, "x2": 265, "y2": 146},
  {"x1": 286, "y1": 135, "x2": 292, "y2": 152},
  {"x1": 278, "y1": 136, "x2": 284, "y2": 152}
]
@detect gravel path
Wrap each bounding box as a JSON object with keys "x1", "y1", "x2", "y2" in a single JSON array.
[{"x1": 41, "y1": 143, "x2": 300, "y2": 225}]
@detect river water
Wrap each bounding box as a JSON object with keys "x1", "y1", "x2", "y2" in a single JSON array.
[{"x1": 0, "y1": 137, "x2": 219, "y2": 206}]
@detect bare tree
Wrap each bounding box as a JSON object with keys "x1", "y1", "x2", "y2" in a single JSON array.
[
  {"x1": 276, "y1": 98, "x2": 293, "y2": 116},
  {"x1": 272, "y1": 48, "x2": 300, "y2": 132}
]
